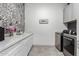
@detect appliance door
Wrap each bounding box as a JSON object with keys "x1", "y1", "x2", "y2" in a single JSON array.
[
  {"x1": 63, "y1": 36, "x2": 76, "y2": 56},
  {"x1": 0, "y1": 27, "x2": 4, "y2": 41},
  {"x1": 55, "y1": 32, "x2": 62, "y2": 51}
]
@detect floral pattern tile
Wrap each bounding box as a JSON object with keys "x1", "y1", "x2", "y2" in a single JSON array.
[{"x1": 0, "y1": 3, "x2": 25, "y2": 33}]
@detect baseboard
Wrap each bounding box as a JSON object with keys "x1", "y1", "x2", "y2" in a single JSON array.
[{"x1": 32, "y1": 45, "x2": 55, "y2": 47}]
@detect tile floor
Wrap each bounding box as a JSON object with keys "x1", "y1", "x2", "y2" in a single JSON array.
[{"x1": 28, "y1": 46, "x2": 64, "y2": 56}]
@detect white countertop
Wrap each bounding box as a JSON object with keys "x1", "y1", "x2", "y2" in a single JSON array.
[{"x1": 0, "y1": 33, "x2": 33, "y2": 52}]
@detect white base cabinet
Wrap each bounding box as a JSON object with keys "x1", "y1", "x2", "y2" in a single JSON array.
[{"x1": 0, "y1": 35, "x2": 33, "y2": 56}]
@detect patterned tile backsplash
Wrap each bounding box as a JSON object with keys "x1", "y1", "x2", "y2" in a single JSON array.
[{"x1": 0, "y1": 3, "x2": 25, "y2": 34}]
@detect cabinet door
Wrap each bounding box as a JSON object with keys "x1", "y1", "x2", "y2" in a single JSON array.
[
  {"x1": 55, "y1": 33, "x2": 61, "y2": 51},
  {"x1": 0, "y1": 35, "x2": 33, "y2": 56},
  {"x1": 14, "y1": 36, "x2": 33, "y2": 56},
  {"x1": 63, "y1": 4, "x2": 68, "y2": 22},
  {"x1": 73, "y1": 3, "x2": 79, "y2": 20},
  {"x1": 63, "y1": 3, "x2": 73, "y2": 23}
]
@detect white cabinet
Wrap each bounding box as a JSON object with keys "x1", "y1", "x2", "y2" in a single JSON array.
[
  {"x1": 0, "y1": 34, "x2": 33, "y2": 56},
  {"x1": 63, "y1": 3, "x2": 73, "y2": 23},
  {"x1": 63, "y1": 3, "x2": 79, "y2": 23},
  {"x1": 73, "y1": 3, "x2": 79, "y2": 20}
]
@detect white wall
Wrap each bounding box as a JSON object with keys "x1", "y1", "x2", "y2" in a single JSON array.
[{"x1": 25, "y1": 3, "x2": 67, "y2": 46}]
